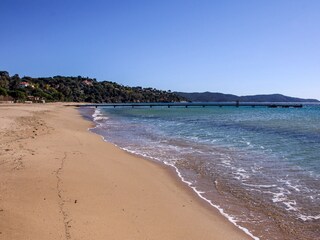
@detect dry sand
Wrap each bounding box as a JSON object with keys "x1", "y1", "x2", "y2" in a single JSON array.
[{"x1": 0, "y1": 104, "x2": 252, "y2": 240}]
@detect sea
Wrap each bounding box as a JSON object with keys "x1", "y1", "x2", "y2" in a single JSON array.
[{"x1": 82, "y1": 103, "x2": 320, "y2": 240}]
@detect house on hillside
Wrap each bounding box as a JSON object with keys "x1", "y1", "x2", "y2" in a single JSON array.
[
  {"x1": 19, "y1": 82, "x2": 29, "y2": 88},
  {"x1": 19, "y1": 82, "x2": 35, "y2": 89}
]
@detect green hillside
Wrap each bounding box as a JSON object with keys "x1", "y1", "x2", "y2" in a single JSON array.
[{"x1": 0, "y1": 71, "x2": 185, "y2": 103}]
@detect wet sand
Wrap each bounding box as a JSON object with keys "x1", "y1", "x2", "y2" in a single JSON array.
[{"x1": 0, "y1": 103, "x2": 252, "y2": 240}]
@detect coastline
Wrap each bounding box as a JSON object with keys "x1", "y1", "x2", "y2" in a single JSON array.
[{"x1": 0, "y1": 104, "x2": 252, "y2": 240}]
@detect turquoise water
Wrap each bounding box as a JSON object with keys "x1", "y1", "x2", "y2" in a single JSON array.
[{"x1": 88, "y1": 104, "x2": 320, "y2": 240}]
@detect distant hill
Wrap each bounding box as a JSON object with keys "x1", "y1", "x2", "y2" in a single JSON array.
[{"x1": 175, "y1": 92, "x2": 319, "y2": 103}]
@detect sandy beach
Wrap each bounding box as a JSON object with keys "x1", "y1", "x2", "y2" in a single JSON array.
[{"x1": 0, "y1": 104, "x2": 252, "y2": 240}]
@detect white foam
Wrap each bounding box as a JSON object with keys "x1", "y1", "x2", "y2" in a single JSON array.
[
  {"x1": 86, "y1": 108, "x2": 100, "y2": 131},
  {"x1": 89, "y1": 108, "x2": 111, "y2": 129},
  {"x1": 243, "y1": 183, "x2": 277, "y2": 189},
  {"x1": 168, "y1": 163, "x2": 260, "y2": 240},
  {"x1": 87, "y1": 109, "x2": 260, "y2": 240},
  {"x1": 94, "y1": 116, "x2": 109, "y2": 121},
  {"x1": 283, "y1": 180, "x2": 301, "y2": 192},
  {"x1": 298, "y1": 214, "x2": 320, "y2": 221},
  {"x1": 221, "y1": 160, "x2": 231, "y2": 166},
  {"x1": 92, "y1": 108, "x2": 102, "y2": 118},
  {"x1": 267, "y1": 187, "x2": 301, "y2": 212},
  {"x1": 272, "y1": 192, "x2": 286, "y2": 203},
  {"x1": 283, "y1": 200, "x2": 297, "y2": 211},
  {"x1": 233, "y1": 168, "x2": 250, "y2": 180},
  {"x1": 251, "y1": 165, "x2": 262, "y2": 173}
]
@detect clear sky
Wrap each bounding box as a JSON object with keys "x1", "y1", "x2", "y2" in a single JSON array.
[{"x1": 1, "y1": 0, "x2": 319, "y2": 99}]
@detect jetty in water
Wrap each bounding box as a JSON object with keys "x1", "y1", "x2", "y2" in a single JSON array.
[{"x1": 68, "y1": 102, "x2": 303, "y2": 108}]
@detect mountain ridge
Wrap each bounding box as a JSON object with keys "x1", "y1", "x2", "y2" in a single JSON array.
[{"x1": 175, "y1": 92, "x2": 319, "y2": 103}]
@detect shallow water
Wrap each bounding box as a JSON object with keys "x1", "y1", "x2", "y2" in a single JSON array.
[{"x1": 85, "y1": 104, "x2": 320, "y2": 240}]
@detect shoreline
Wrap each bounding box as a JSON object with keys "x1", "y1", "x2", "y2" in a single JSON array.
[
  {"x1": 86, "y1": 107, "x2": 259, "y2": 240},
  {"x1": 0, "y1": 104, "x2": 252, "y2": 239}
]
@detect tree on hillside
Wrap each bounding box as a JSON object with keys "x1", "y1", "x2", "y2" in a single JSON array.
[
  {"x1": 0, "y1": 71, "x2": 186, "y2": 103},
  {"x1": 0, "y1": 87, "x2": 8, "y2": 96}
]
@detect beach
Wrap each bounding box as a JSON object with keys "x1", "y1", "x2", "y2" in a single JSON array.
[{"x1": 0, "y1": 104, "x2": 251, "y2": 240}]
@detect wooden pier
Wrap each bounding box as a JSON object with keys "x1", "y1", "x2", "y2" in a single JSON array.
[{"x1": 67, "y1": 102, "x2": 303, "y2": 109}]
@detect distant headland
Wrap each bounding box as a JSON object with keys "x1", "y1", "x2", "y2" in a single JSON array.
[{"x1": 175, "y1": 92, "x2": 319, "y2": 103}]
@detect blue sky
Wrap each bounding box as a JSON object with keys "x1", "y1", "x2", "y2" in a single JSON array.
[{"x1": 1, "y1": 0, "x2": 319, "y2": 99}]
